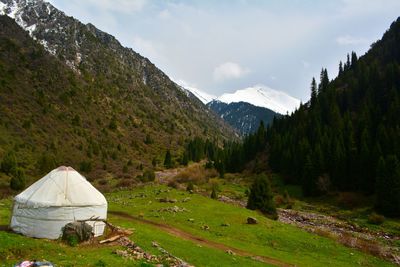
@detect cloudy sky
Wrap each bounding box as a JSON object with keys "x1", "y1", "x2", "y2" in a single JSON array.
[{"x1": 47, "y1": 0, "x2": 400, "y2": 101}]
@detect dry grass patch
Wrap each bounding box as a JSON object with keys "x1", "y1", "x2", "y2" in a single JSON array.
[{"x1": 174, "y1": 163, "x2": 218, "y2": 185}]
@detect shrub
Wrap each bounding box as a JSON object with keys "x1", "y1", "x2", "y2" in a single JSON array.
[
  {"x1": 10, "y1": 168, "x2": 26, "y2": 191},
  {"x1": 141, "y1": 169, "x2": 155, "y2": 182},
  {"x1": 274, "y1": 195, "x2": 285, "y2": 206},
  {"x1": 210, "y1": 187, "x2": 218, "y2": 199},
  {"x1": 79, "y1": 161, "x2": 92, "y2": 173},
  {"x1": 247, "y1": 174, "x2": 277, "y2": 219},
  {"x1": 186, "y1": 182, "x2": 194, "y2": 192},
  {"x1": 337, "y1": 192, "x2": 363, "y2": 209},
  {"x1": 108, "y1": 116, "x2": 117, "y2": 131},
  {"x1": 36, "y1": 153, "x2": 57, "y2": 174},
  {"x1": 167, "y1": 180, "x2": 179, "y2": 189},
  {"x1": 122, "y1": 165, "x2": 128, "y2": 173},
  {"x1": 368, "y1": 212, "x2": 385, "y2": 225},
  {"x1": 94, "y1": 260, "x2": 107, "y2": 267},
  {"x1": 1, "y1": 151, "x2": 17, "y2": 175}
]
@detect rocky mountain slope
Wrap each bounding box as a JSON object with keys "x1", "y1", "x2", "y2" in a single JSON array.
[
  {"x1": 0, "y1": 0, "x2": 235, "y2": 192},
  {"x1": 207, "y1": 101, "x2": 280, "y2": 135}
]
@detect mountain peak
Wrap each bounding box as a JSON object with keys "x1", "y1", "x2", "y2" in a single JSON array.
[{"x1": 216, "y1": 85, "x2": 300, "y2": 114}]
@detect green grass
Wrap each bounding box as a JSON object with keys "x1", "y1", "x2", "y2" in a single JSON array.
[
  {"x1": 107, "y1": 185, "x2": 395, "y2": 267},
  {"x1": 0, "y1": 185, "x2": 396, "y2": 266}
]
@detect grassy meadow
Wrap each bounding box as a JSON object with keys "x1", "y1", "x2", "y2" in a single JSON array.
[{"x1": 0, "y1": 184, "x2": 396, "y2": 266}]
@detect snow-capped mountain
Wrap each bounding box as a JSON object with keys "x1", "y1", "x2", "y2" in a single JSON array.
[{"x1": 217, "y1": 85, "x2": 300, "y2": 115}]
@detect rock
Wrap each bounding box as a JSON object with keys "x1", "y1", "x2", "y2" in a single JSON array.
[
  {"x1": 226, "y1": 249, "x2": 236, "y2": 255},
  {"x1": 152, "y1": 241, "x2": 159, "y2": 247},
  {"x1": 201, "y1": 225, "x2": 210, "y2": 231},
  {"x1": 188, "y1": 218, "x2": 195, "y2": 223},
  {"x1": 247, "y1": 217, "x2": 258, "y2": 224},
  {"x1": 221, "y1": 223, "x2": 230, "y2": 227},
  {"x1": 182, "y1": 197, "x2": 191, "y2": 202},
  {"x1": 159, "y1": 198, "x2": 178, "y2": 203}
]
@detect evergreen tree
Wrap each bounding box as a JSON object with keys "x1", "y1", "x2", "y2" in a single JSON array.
[
  {"x1": 246, "y1": 174, "x2": 277, "y2": 219},
  {"x1": 338, "y1": 61, "x2": 344, "y2": 76},
  {"x1": 310, "y1": 77, "x2": 318, "y2": 105},
  {"x1": 376, "y1": 156, "x2": 400, "y2": 216},
  {"x1": 211, "y1": 186, "x2": 218, "y2": 199},
  {"x1": 164, "y1": 150, "x2": 172, "y2": 169}
]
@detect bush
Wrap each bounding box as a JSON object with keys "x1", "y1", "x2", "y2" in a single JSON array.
[
  {"x1": 141, "y1": 169, "x2": 155, "y2": 182},
  {"x1": 122, "y1": 165, "x2": 128, "y2": 173},
  {"x1": 210, "y1": 187, "x2": 218, "y2": 199},
  {"x1": 186, "y1": 182, "x2": 194, "y2": 192},
  {"x1": 337, "y1": 192, "x2": 363, "y2": 209},
  {"x1": 167, "y1": 180, "x2": 179, "y2": 189},
  {"x1": 10, "y1": 168, "x2": 26, "y2": 191},
  {"x1": 36, "y1": 153, "x2": 57, "y2": 174},
  {"x1": 368, "y1": 212, "x2": 385, "y2": 225},
  {"x1": 247, "y1": 174, "x2": 277, "y2": 219},
  {"x1": 1, "y1": 151, "x2": 17, "y2": 175},
  {"x1": 79, "y1": 161, "x2": 92, "y2": 173}
]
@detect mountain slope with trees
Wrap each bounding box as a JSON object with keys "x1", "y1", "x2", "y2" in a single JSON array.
[
  {"x1": 267, "y1": 17, "x2": 400, "y2": 216},
  {"x1": 207, "y1": 100, "x2": 280, "y2": 135},
  {"x1": 0, "y1": 9, "x2": 234, "y2": 194}
]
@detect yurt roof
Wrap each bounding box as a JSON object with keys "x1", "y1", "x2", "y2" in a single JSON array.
[{"x1": 14, "y1": 166, "x2": 107, "y2": 208}]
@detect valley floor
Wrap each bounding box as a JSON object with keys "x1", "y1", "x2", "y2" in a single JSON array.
[{"x1": 0, "y1": 178, "x2": 398, "y2": 266}]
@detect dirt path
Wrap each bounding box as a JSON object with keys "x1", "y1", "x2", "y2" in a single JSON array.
[{"x1": 109, "y1": 210, "x2": 294, "y2": 267}]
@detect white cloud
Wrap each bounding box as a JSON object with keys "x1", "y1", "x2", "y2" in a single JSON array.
[
  {"x1": 85, "y1": 0, "x2": 147, "y2": 14},
  {"x1": 158, "y1": 9, "x2": 171, "y2": 20},
  {"x1": 336, "y1": 35, "x2": 369, "y2": 45},
  {"x1": 213, "y1": 62, "x2": 250, "y2": 82}
]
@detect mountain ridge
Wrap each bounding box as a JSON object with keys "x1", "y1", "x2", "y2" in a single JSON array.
[{"x1": 0, "y1": 0, "x2": 235, "y2": 191}]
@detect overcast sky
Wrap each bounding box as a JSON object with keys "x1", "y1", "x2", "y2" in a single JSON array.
[{"x1": 47, "y1": 0, "x2": 400, "y2": 101}]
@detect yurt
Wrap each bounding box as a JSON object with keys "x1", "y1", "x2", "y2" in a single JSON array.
[{"x1": 10, "y1": 166, "x2": 107, "y2": 239}]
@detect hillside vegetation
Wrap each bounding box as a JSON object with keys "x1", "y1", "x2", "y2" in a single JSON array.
[{"x1": 0, "y1": 13, "x2": 233, "y2": 194}]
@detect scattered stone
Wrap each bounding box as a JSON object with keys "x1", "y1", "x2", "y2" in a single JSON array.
[
  {"x1": 226, "y1": 249, "x2": 236, "y2": 255},
  {"x1": 182, "y1": 197, "x2": 191, "y2": 202},
  {"x1": 221, "y1": 223, "x2": 230, "y2": 227},
  {"x1": 152, "y1": 241, "x2": 159, "y2": 247},
  {"x1": 158, "y1": 206, "x2": 188, "y2": 213},
  {"x1": 247, "y1": 217, "x2": 258, "y2": 224},
  {"x1": 201, "y1": 225, "x2": 210, "y2": 231},
  {"x1": 159, "y1": 198, "x2": 178, "y2": 203},
  {"x1": 188, "y1": 218, "x2": 195, "y2": 223}
]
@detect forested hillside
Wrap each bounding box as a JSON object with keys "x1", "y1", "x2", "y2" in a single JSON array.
[
  {"x1": 0, "y1": 13, "x2": 233, "y2": 194},
  {"x1": 207, "y1": 100, "x2": 280, "y2": 135},
  {"x1": 267, "y1": 17, "x2": 400, "y2": 216}
]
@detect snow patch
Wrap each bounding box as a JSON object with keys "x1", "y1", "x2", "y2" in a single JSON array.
[
  {"x1": 217, "y1": 85, "x2": 300, "y2": 115},
  {"x1": 0, "y1": 2, "x2": 6, "y2": 14},
  {"x1": 39, "y1": 39, "x2": 56, "y2": 55},
  {"x1": 25, "y1": 23, "x2": 37, "y2": 36},
  {"x1": 174, "y1": 80, "x2": 216, "y2": 104}
]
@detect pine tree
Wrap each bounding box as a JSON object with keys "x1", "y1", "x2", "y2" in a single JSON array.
[
  {"x1": 246, "y1": 174, "x2": 277, "y2": 219},
  {"x1": 376, "y1": 155, "x2": 400, "y2": 216},
  {"x1": 211, "y1": 187, "x2": 218, "y2": 199},
  {"x1": 164, "y1": 150, "x2": 172, "y2": 169},
  {"x1": 310, "y1": 77, "x2": 318, "y2": 105},
  {"x1": 339, "y1": 61, "x2": 344, "y2": 76}
]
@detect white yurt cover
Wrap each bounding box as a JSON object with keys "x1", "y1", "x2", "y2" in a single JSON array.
[{"x1": 10, "y1": 166, "x2": 107, "y2": 239}]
